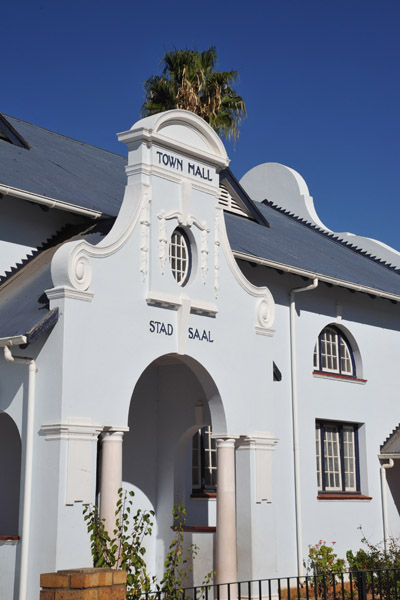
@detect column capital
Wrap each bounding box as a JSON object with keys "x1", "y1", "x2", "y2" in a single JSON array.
[
  {"x1": 215, "y1": 438, "x2": 236, "y2": 450},
  {"x1": 101, "y1": 426, "x2": 129, "y2": 443}
]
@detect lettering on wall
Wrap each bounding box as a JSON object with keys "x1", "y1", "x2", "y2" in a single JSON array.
[
  {"x1": 149, "y1": 321, "x2": 214, "y2": 343},
  {"x1": 156, "y1": 151, "x2": 213, "y2": 182}
]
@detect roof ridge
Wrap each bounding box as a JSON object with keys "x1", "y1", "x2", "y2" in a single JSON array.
[
  {"x1": 2, "y1": 114, "x2": 127, "y2": 160},
  {"x1": 263, "y1": 200, "x2": 400, "y2": 276}
]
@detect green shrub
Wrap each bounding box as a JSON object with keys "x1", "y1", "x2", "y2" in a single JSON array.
[{"x1": 347, "y1": 529, "x2": 400, "y2": 600}]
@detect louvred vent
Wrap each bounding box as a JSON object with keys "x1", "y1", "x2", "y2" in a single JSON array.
[{"x1": 218, "y1": 184, "x2": 251, "y2": 218}]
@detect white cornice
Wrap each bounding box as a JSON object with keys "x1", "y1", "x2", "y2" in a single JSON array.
[
  {"x1": 146, "y1": 291, "x2": 218, "y2": 317},
  {"x1": 41, "y1": 422, "x2": 103, "y2": 441},
  {"x1": 45, "y1": 286, "x2": 94, "y2": 302},
  {"x1": 118, "y1": 128, "x2": 229, "y2": 169},
  {"x1": 125, "y1": 163, "x2": 219, "y2": 195}
]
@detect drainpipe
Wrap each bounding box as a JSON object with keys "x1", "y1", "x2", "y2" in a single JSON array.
[
  {"x1": 380, "y1": 457, "x2": 394, "y2": 552},
  {"x1": 4, "y1": 346, "x2": 37, "y2": 600},
  {"x1": 289, "y1": 278, "x2": 318, "y2": 576}
]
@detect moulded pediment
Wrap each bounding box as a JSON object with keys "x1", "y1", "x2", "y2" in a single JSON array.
[{"x1": 119, "y1": 110, "x2": 229, "y2": 165}]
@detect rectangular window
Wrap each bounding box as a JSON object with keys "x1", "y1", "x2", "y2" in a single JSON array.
[
  {"x1": 316, "y1": 421, "x2": 360, "y2": 493},
  {"x1": 192, "y1": 426, "x2": 217, "y2": 492}
]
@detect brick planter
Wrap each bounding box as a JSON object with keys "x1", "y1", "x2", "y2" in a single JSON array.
[{"x1": 40, "y1": 568, "x2": 127, "y2": 599}]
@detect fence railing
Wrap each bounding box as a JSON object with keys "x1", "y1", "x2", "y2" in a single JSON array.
[{"x1": 137, "y1": 569, "x2": 400, "y2": 600}]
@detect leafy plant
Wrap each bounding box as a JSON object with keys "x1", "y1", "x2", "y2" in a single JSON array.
[
  {"x1": 84, "y1": 494, "x2": 215, "y2": 600},
  {"x1": 347, "y1": 528, "x2": 400, "y2": 600},
  {"x1": 347, "y1": 527, "x2": 400, "y2": 571},
  {"x1": 305, "y1": 540, "x2": 346, "y2": 576},
  {"x1": 142, "y1": 46, "x2": 246, "y2": 141},
  {"x1": 304, "y1": 540, "x2": 346, "y2": 596},
  {"x1": 83, "y1": 500, "x2": 114, "y2": 568},
  {"x1": 84, "y1": 488, "x2": 155, "y2": 599},
  {"x1": 157, "y1": 505, "x2": 215, "y2": 599}
]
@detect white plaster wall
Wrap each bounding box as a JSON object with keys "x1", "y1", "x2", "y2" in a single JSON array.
[{"x1": 240, "y1": 260, "x2": 400, "y2": 577}]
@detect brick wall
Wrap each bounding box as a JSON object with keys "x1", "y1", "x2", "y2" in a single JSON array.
[{"x1": 40, "y1": 568, "x2": 127, "y2": 599}]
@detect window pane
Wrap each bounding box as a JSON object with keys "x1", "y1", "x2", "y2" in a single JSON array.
[
  {"x1": 340, "y1": 337, "x2": 354, "y2": 375},
  {"x1": 316, "y1": 424, "x2": 321, "y2": 489},
  {"x1": 343, "y1": 426, "x2": 356, "y2": 491},
  {"x1": 323, "y1": 425, "x2": 342, "y2": 490},
  {"x1": 320, "y1": 329, "x2": 339, "y2": 373},
  {"x1": 192, "y1": 431, "x2": 201, "y2": 488},
  {"x1": 203, "y1": 426, "x2": 217, "y2": 488},
  {"x1": 193, "y1": 426, "x2": 217, "y2": 491}
]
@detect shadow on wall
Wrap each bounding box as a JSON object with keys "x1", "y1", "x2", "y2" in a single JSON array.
[
  {"x1": 0, "y1": 412, "x2": 21, "y2": 536},
  {"x1": 386, "y1": 461, "x2": 400, "y2": 517}
]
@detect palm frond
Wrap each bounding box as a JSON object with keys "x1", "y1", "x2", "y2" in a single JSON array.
[{"x1": 141, "y1": 46, "x2": 246, "y2": 140}]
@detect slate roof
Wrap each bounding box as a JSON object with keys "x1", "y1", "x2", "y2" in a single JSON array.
[
  {"x1": 226, "y1": 201, "x2": 400, "y2": 298},
  {"x1": 381, "y1": 424, "x2": 400, "y2": 455},
  {"x1": 0, "y1": 115, "x2": 127, "y2": 216},
  {"x1": 0, "y1": 114, "x2": 399, "y2": 345},
  {"x1": 0, "y1": 220, "x2": 114, "y2": 343}
]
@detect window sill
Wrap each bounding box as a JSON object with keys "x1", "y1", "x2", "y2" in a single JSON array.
[
  {"x1": 191, "y1": 491, "x2": 216, "y2": 499},
  {"x1": 317, "y1": 493, "x2": 372, "y2": 501},
  {"x1": 0, "y1": 535, "x2": 19, "y2": 542},
  {"x1": 171, "y1": 525, "x2": 216, "y2": 533},
  {"x1": 313, "y1": 371, "x2": 367, "y2": 384}
]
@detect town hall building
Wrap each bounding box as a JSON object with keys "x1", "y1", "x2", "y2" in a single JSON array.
[{"x1": 1, "y1": 109, "x2": 400, "y2": 600}]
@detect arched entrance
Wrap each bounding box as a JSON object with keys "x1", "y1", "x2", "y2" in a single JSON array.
[{"x1": 122, "y1": 353, "x2": 226, "y2": 585}]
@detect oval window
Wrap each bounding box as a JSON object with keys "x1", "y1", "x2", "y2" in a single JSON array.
[{"x1": 169, "y1": 228, "x2": 191, "y2": 286}]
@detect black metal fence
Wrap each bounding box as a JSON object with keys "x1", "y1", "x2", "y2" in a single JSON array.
[{"x1": 137, "y1": 569, "x2": 400, "y2": 600}]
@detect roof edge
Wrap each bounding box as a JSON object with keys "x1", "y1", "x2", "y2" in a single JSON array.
[
  {"x1": 234, "y1": 250, "x2": 400, "y2": 303},
  {"x1": 0, "y1": 184, "x2": 103, "y2": 219},
  {"x1": 0, "y1": 335, "x2": 28, "y2": 347}
]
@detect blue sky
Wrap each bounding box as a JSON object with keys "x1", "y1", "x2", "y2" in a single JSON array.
[{"x1": 3, "y1": 0, "x2": 400, "y2": 250}]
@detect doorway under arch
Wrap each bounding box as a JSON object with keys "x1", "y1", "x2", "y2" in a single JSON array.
[{"x1": 122, "y1": 353, "x2": 226, "y2": 585}]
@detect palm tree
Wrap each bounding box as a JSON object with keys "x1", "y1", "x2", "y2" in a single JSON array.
[{"x1": 142, "y1": 47, "x2": 246, "y2": 141}]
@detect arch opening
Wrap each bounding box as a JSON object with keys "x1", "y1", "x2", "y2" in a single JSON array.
[{"x1": 122, "y1": 354, "x2": 225, "y2": 585}]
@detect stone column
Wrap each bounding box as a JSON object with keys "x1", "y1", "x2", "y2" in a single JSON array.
[
  {"x1": 215, "y1": 437, "x2": 237, "y2": 585},
  {"x1": 100, "y1": 430, "x2": 125, "y2": 536}
]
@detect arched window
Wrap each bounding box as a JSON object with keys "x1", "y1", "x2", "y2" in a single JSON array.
[{"x1": 313, "y1": 326, "x2": 355, "y2": 377}]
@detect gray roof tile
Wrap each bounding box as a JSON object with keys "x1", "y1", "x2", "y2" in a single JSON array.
[
  {"x1": 0, "y1": 115, "x2": 127, "y2": 216},
  {"x1": 225, "y1": 202, "x2": 400, "y2": 297}
]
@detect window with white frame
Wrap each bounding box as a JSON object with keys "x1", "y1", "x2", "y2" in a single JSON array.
[
  {"x1": 169, "y1": 228, "x2": 191, "y2": 286},
  {"x1": 192, "y1": 426, "x2": 217, "y2": 492},
  {"x1": 313, "y1": 326, "x2": 355, "y2": 376},
  {"x1": 316, "y1": 421, "x2": 360, "y2": 493}
]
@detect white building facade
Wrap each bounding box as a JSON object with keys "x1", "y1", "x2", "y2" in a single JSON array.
[{"x1": 0, "y1": 110, "x2": 400, "y2": 600}]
